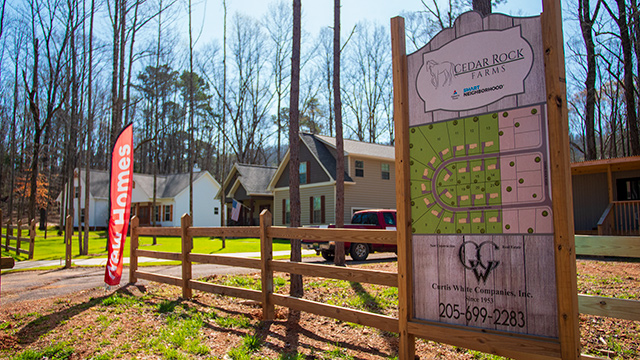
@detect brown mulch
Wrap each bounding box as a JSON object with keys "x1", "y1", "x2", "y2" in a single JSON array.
[{"x1": 0, "y1": 259, "x2": 638, "y2": 359}]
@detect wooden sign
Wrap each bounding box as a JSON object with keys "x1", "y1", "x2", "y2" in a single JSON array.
[{"x1": 406, "y1": 12, "x2": 557, "y2": 338}]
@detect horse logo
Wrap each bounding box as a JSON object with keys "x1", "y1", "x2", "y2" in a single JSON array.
[{"x1": 424, "y1": 60, "x2": 455, "y2": 89}]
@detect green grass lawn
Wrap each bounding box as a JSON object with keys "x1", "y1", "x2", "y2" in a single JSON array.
[{"x1": 1, "y1": 227, "x2": 292, "y2": 262}]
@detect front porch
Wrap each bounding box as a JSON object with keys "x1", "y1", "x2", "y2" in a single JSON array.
[{"x1": 572, "y1": 156, "x2": 640, "y2": 235}]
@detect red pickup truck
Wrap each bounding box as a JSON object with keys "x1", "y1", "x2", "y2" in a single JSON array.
[{"x1": 302, "y1": 209, "x2": 397, "y2": 261}]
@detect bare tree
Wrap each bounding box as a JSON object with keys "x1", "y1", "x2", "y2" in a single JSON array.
[
  {"x1": 264, "y1": 0, "x2": 291, "y2": 163},
  {"x1": 603, "y1": 0, "x2": 639, "y2": 155},
  {"x1": 212, "y1": 14, "x2": 273, "y2": 164},
  {"x1": 343, "y1": 21, "x2": 391, "y2": 143},
  {"x1": 24, "y1": 0, "x2": 72, "y2": 221},
  {"x1": 579, "y1": 0, "x2": 602, "y2": 160},
  {"x1": 472, "y1": 0, "x2": 491, "y2": 16},
  {"x1": 289, "y1": 0, "x2": 303, "y2": 297},
  {"x1": 83, "y1": 0, "x2": 96, "y2": 253}
]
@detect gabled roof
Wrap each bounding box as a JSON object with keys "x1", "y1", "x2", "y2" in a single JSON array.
[
  {"x1": 227, "y1": 163, "x2": 278, "y2": 197},
  {"x1": 299, "y1": 133, "x2": 353, "y2": 182},
  {"x1": 63, "y1": 169, "x2": 218, "y2": 200},
  {"x1": 314, "y1": 134, "x2": 395, "y2": 160},
  {"x1": 270, "y1": 133, "x2": 391, "y2": 190},
  {"x1": 83, "y1": 170, "x2": 110, "y2": 199},
  {"x1": 133, "y1": 171, "x2": 211, "y2": 198}
]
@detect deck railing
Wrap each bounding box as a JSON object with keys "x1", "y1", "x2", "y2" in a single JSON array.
[{"x1": 598, "y1": 200, "x2": 640, "y2": 235}]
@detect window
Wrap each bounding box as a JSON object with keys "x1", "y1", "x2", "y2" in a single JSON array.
[
  {"x1": 617, "y1": 177, "x2": 640, "y2": 201},
  {"x1": 80, "y1": 208, "x2": 85, "y2": 224},
  {"x1": 154, "y1": 206, "x2": 161, "y2": 222},
  {"x1": 381, "y1": 163, "x2": 390, "y2": 180},
  {"x1": 282, "y1": 199, "x2": 291, "y2": 225},
  {"x1": 214, "y1": 207, "x2": 219, "y2": 215},
  {"x1": 74, "y1": 187, "x2": 80, "y2": 198},
  {"x1": 310, "y1": 196, "x2": 324, "y2": 224},
  {"x1": 299, "y1": 162, "x2": 308, "y2": 184},
  {"x1": 355, "y1": 160, "x2": 364, "y2": 177},
  {"x1": 383, "y1": 212, "x2": 396, "y2": 226},
  {"x1": 363, "y1": 213, "x2": 379, "y2": 225},
  {"x1": 164, "y1": 205, "x2": 173, "y2": 222},
  {"x1": 351, "y1": 212, "x2": 378, "y2": 225},
  {"x1": 284, "y1": 199, "x2": 291, "y2": 224}
]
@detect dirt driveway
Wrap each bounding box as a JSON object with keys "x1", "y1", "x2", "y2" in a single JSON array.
[{"x1": 0, "y1": 264, "x2": 255, "y2": 305}]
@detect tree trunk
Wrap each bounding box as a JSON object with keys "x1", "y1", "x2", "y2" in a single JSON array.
[
  {"x1": 579, "y1": 0, "x2": 599, "y2": 160},
  {"x1": 221, "y1": 0, "x2": 227, "y2": 246},
  {"x1": 110, "y1": 0, "x2": 121, "y2": 148},
  {"x1": 615, "y1": 0, "x2": 640, "y2": 155},
  {"x1": 333, "y1": 0, "x2": 345, "y2": 266},
  {"x1": 289, "y1": 0, "x2": 303, "y2": 298},
  {"x1": 188, "y1": 0, "x2": 195, "y2": 217},
  {"x1": 84, "y1": 0, "x2": 95, "y2": 252},
  {"x1": 8, "y1": 40, "x2": 19, "y2": 224},
  {"x1": 472, "y1": 0, "x2": 491, "y2": 16}
]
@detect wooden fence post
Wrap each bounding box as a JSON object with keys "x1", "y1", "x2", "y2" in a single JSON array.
[
  {"x1": 6, "y1": 221, "x2": 12, "y2": 251},
  {"x1": 16, "y1": 220, "x2": 22, "y2": 256},
  {"x1": 28, "y1": 219, "x2": 35, "y2": 260},
  {"x1": 542, "y1": 0, "x2": 581, "y2": 357},
  {"x1": 181, "y1": 214, "x2": 192, "y2": 299},
  {"x1": 65, "y1": 215, "x2": 72, "y2": 268},
  {"x1": 391, "y1": 16, "x2": 415, "y2": 360},
  {"x1": 129, "y1": 216, "x2": 139, "y2": 283},
  {"x1": 260, "y1": 210, "x2": 275, "y2": 320}
]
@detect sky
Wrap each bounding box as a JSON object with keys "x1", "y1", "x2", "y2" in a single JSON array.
[{"x1": 193, "y1": 0, "x2": 545, "y2": 48}]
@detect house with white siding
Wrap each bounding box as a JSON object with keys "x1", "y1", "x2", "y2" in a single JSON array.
[
  {"x1": 267, "y1": 133, "x2": 396, "y2": 226},
  {"x1": 57, "y1": 169, "x2": 222, "y2": 228}
]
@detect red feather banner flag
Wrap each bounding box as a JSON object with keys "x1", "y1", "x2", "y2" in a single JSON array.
[{"x1": 105, "y1": 123, "x2": 134, "y2": 286}]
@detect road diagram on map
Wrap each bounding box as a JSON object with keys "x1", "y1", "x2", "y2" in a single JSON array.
[{"x1": 409, "y1": 104, "x2": 553, "y2": 235}]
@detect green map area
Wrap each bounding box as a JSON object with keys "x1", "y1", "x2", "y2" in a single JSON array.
[{"x1": 409, "y1": 113, "x2": 503, "y2": 235}]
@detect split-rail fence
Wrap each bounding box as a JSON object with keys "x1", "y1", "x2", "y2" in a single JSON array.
[{"x1": 127, "y1": 210, "x2": 638, "y2": 360}]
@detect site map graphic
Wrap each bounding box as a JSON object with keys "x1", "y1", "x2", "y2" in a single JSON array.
[{"x1": 409, "y1": 104, "x2": 554, "y2": 235}]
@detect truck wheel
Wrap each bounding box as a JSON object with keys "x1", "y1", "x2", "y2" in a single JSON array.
[
  {"x1": 349, "y1": 243, "x2": 369, "y2": 261},
  {"x1": 321, "y1": 250, "x2": 334, "y2": 262}
]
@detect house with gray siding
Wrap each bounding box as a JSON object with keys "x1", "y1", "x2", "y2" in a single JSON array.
[
  {"x1": 571, "y1": 156, "x2": 640, "y2": 234},
  {"x1": 218, "y1": 163, "x2": 277, "y2": 226},
  {"x1": 268, "y1": 133, "x2": 396, "y2": 226}
]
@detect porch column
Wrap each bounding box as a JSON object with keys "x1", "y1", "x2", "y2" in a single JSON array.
[{"x1": 607, "y1": 164, "x2": 613, "y2": 203}]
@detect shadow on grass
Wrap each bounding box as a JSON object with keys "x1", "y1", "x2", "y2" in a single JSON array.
[
  {"x1": 260, "y1": 314, "x2": 396, "y2": 359},
  {"x1": 14, "y1": 285, "x2": 146, "y2": 346}
]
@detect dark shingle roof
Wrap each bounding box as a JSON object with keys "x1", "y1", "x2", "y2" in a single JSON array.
[
  {"x1": 234, "y1": 164, "x2": 277, "y2": 196},
  {"x1": 82, "y1": 170, "x2": 209, "y2": 199},
  {"x1": 300, "y1": 133, "x2": 353, "y2": 182},
  {"x1": 315, "y1": 134, "x2": 395, "y2": 159}
]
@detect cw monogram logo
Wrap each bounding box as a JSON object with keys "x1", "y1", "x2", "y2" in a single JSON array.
[{"x1": 458, "y1": 241, "x2": 500, "y2": 284}]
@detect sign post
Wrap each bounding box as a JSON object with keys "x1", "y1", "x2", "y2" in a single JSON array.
[{"x1": 392, "y1": 5, "x2": 579, "y2": 359}]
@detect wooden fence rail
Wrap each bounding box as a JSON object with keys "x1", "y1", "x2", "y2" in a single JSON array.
[
  {"x1": 575, "y1": 235, "x2": 640, "y2": 322},
  {"x1": 129, "y1": 212, "x2": 638, "y2": 360},
  {"x1": 0, "y1": 210, "x2": 36, "y2": 260}
]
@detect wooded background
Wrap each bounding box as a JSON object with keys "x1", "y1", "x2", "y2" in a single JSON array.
[{"x1": 0, "y1": 0, "x2": 636, "y2": 225}]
